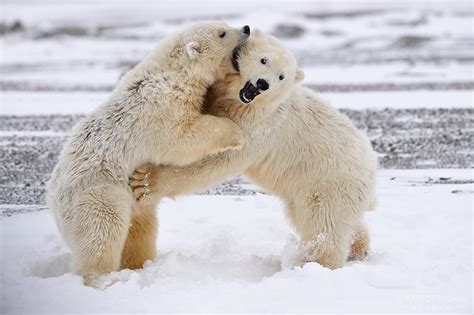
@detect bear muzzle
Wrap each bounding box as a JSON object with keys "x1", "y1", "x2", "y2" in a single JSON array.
[{"x1": 239, "y1": 80, "x2": 261, "y2": 104}]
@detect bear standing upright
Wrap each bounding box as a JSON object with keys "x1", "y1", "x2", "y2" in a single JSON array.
[
  {"x1": 131, "y1": 29, "x2": 377, "y2": 269},
  {"x1": 47, "y1": 23, "x2": 250, "y2": 283}
]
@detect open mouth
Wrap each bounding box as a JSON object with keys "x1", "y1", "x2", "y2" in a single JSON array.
[
  {"x1": 231, "y1": 46, "x2": 241, "y2": 72},
  {"x1": 232, "y1": 26, "x2": 250, "y2": 72},
  {"x1": 239, "y1": 80, "x2": 261, "y2": 104}
]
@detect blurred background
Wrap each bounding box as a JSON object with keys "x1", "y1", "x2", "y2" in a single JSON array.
[{"x1": 1, "y1": 0, "x2": 473, "y2": 214}]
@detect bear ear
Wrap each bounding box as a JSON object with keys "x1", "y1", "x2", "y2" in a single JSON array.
[
  {"x1": 186, "y1": 41, "x2": 201, "y2": 59},
  {"x1": 295, "y1": 67, "x2": 305, "y2": 83}
]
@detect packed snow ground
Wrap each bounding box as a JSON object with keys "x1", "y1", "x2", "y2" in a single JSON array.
[{"x1": 1, "y1": 170, "x2": 472, "y2": 314}]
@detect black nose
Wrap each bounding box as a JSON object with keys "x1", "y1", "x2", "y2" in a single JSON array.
[
  {"x1": 242, "y1": 25, "x2": 250, "y2": 35},
  {"x1": 256, "y1": 79, "x2": 269, "y2": 91}
]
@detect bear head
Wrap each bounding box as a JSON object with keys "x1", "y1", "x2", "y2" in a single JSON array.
[
  {"x1": 231, "y1": 29, "x2": 304, "y2": 106},
  {"x1": 161, "y1": 22, "x2": 250, "y2": 83}
]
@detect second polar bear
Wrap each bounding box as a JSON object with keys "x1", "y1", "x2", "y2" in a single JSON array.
[
  {"x1": 131, "y1": 29, "x2": 377, "y2": 269},
  {"x1": 46, "y1": 23, "x2": 250, "y2": 281}
]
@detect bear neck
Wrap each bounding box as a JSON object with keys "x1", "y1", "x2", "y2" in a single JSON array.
[
  {"x1": 209, "y1": 93, "x2": 291, "y2": 130},
  {"x1": 118, "y1": 61, "x2": 213, "y2": 102},
  {"x1": 248, "y1": 89, "x2": 292, "y2": 118},
  {"x1": 181, "y1": 67, "x2": 215, "y2": 88}
]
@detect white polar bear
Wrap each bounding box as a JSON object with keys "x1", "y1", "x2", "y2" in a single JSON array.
[
  {"x1": 46, "y1": 23, "x2": 250, "y2": 282},
  {"x1": 131, "y1": 29, "x2": 378, "y2": 269}
]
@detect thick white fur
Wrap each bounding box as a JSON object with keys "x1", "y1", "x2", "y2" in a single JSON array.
[
  {"x1": 46, "y1": 23, "x2": 248, "y2": 281},
  {"x1": 132, "y1": 30, "x2": 378, "y2": 269}
]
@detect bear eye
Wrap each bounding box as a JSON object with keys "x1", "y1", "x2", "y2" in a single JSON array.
[
  {"x1": 279, "y1": 74, "x2": 285, "y2": 80},
  {"x1": 260, "y1": 58, "x2": 267, "y2": 65},
  {"x1": 219, "y1": 31, "x2": 226, "y2": 38}
]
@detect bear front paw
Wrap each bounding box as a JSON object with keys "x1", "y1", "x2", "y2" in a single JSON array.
[
  {"x1": 129, "y1": 163, "x2": 178, "y2": 201},
  {"x1": 129, "y1": 163, "x2": 157, "y2": 201}
]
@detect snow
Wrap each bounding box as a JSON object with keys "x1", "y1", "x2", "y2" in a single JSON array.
[
  {"x1": 2, "y1": 90, "x2": 472, "y2": 115},
  {"x1": 1, "y1": 92, "x2": 108, "y2": 115},
  {"x1": 319, "y1": 91, "x2": 474, "y2": 110},
  {"x1": 1, "y1": 170, "x2": 472, "y2": 314},
  {"x1": 303, "y1": 63, "x2": 474, "y2": 85}
]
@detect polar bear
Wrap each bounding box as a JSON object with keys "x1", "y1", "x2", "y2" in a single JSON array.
[
  {"x1": 130, "y1": 29, "x2": 377, "y2": 269},
  {"x1": 46, "y1": 23, "x2": 251, "y2": 281}
]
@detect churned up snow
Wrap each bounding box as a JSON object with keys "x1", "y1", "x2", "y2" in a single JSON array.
[{"x1": 1, "y1": 170, "x2": 472, "y2": 313}]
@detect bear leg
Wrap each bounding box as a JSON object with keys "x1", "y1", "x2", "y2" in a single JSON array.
[
  {"x1": 121, "y1": 203, "x2": 158, "y2": 270},
  {"x1": 301, "y1": 224, "x2": 353, "y2": 270},
  {"x1": 348, "y1": 220, "x2": 370, "y2": 261},
  {"x1": 286, "y1": 189, "x2": 366, "y2": 269},
  {"x1": 65, "y1": 185, "x2": 132, "y2": 281}
]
